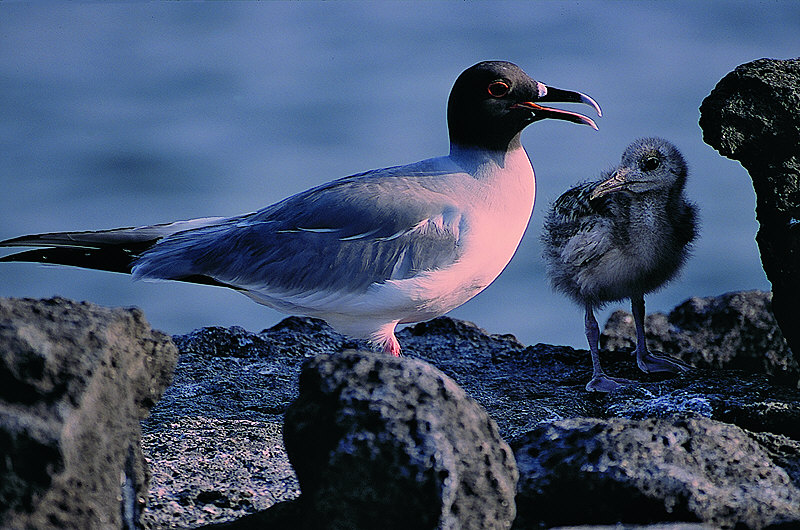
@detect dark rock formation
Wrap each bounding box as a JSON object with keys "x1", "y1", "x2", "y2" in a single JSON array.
[
  {"x1": 138, "y1": 302, "x2": 800, "y2": 529},
  {"x1": 601, "y1": 290, "x2": 797, "y2": 384},
  {"x1": 3, "y1": 293, "x2": 793, "y2": 529},
  {"x1": 513, "y1": 416, "x2": 800, "y2": 529},
  {"x1": 283, "y1": 351, "x2": 518, "y2": 530},
  {"x1": 0, "y1": 297, "x2": 177, "y2": 529},
  {"x1": 699, "y1": 58, "x2": 800, "y2": 366}
]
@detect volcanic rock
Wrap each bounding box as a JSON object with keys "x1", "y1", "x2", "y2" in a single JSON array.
[
  {"x1": 0, "y1": 297, "x2": 177, "y2": 529},
  {"x1": 699, "y1": 58, "x2": 800, "y2": 368}
]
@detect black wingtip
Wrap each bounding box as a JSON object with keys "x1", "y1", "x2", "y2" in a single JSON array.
[
  {"x1": 1, "y1": 247, "x2": 244, "y2": 290},
  {"x1": 0, "y1": 247, "x2": 136, "y2": 274},
  {"x1": 0, "y1": 234, "x2": 55, "y2": 248}
]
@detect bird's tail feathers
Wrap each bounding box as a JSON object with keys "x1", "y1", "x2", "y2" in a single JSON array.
[{"x1": 0, "y1": 217, "x2": 226, "y2": 276}]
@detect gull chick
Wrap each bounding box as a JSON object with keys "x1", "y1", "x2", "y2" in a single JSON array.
[
  {"x1": 542, "y1": 137, "x2": 697, "y2": 392},
  {"x1": 1, "y1": 61, "x2": 601, "y2": 356}
]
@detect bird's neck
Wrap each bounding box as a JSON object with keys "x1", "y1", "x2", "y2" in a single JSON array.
[
  {"x1": 448, "y1": 137, "x2": 526, "y2": 175},
  {"x1": 624, "y1": 189, "x2": 685, "y2": 236},
  {"x1": 634, "y1": 186, "x2": 686, "y2": 216}
]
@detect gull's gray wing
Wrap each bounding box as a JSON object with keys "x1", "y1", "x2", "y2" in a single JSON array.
[{"x1": 133, "y1": 167, "x2": 466, "y2": 294}]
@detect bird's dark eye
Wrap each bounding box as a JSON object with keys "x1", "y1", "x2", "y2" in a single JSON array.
[
  {"x1": 640, "y1": 156, "x2": 661, "y2": 172},
  {"x1": 487, "y1": 80, "x2": 511, "y2": 98}
]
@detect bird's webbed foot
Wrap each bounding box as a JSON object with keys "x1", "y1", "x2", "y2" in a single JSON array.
[
  {"x1": 635, "y1": 349, "x2": 692, "y2": 374},
  {"x1": 585, "y1": 373, "x2": 635, "y2": 393}
]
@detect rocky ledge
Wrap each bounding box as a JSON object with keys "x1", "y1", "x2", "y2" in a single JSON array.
[
  {"x1": 5, "y1": 291, "x2": 792, "y2": 529},
  {"x1": 1, "y1": 293, "x2": 798, "y2": 529},
  {"x1": 131, "y1": 289, "x2": 798, "y2": 529}
]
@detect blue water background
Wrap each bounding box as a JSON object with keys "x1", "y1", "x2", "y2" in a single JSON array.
[{"x1": 1, "y1": 2, "x2": 796, "y2": 348}]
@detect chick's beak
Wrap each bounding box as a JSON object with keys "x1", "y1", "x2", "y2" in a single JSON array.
[{"x1": 590, "y1": 169, "x2": 629, "y2": 199}]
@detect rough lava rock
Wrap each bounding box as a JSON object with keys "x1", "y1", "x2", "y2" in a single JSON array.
[
  {"x1": 140, "y1": 323, "x2": 313, "y2": 529},
  {"x1": 0, "y1": 297, "x2": 177, "y2": 530},
  {"x1": 143, "y1": 417, "x2": 298, "y2": 529},
  {"x1": 699, "y1": 58, "x2": 800, "y2": 367},
  {"x1": 512, "y1": 416, "x2": 800, "y2": 529},
  {"x1": 283, "y1": 351, "x2": 518, "y2": 530},
  {"x1": 139, "y1": 300, "x2": 800, "y2": 529},
  {"x1": 601, "y1": 290, "x2": 797, "y2": 384}
]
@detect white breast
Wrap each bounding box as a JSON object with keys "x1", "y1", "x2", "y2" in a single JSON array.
[{"x1": 382, "y1": 146, "x2": 535, "y2": 321}]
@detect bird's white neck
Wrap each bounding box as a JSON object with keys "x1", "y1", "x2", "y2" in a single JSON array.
[{"x1": 448, "y1": 142, "x2": 531, "y2": 179}]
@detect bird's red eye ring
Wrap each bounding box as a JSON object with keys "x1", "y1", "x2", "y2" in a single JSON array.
[{"x1": 487, "y1": 80, "x2": 510, "y2": 98}]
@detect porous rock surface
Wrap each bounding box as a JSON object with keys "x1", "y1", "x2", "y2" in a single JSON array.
[
  {"x1": 284, "y1": 351, "x2": 518, "y2": 530},
  {"x1": 0, "y1": 296, "x2": 177, "y2": 529},
  {"x1": 5, "y1": 293, "x2": 792, "y2": 529},
  {"x1": 140, "y1": 322, "x2": 310, "y2": 529},
  {"x1": 513, "y1": 416, "x2": 800, "y2": 529},
  {"x1": 140, "y1": 298, "x2": 800, "y2": 529},
  {"x1": 143, "y1": 417, "x2": 297, "y2": 528},
  {"x1": 699, "y1": 57, "x2": 800, "y2": 364}
]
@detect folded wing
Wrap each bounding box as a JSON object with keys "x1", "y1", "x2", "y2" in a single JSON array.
[
  {"x1": 133, "y1": 173, "x2": 464, "y2": 295},
  {"x1": 1, "y1": 169, "x2": 465, "y2": 296}
]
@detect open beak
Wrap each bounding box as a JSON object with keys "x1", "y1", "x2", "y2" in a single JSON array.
[
  {"x1": 590, "y1": 169, "x2": 630, "y2": 199},
  {"x1": 513, "y1": 84, "x2": 602, "y2": 130}
]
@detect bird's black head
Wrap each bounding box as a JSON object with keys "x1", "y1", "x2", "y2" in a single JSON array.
[
  {"x1": 591, "y1": 137, "x2": 688, "y2": 199},
  {"x1": 447, "y1": 61, "x2": 601, "y2": 152}
]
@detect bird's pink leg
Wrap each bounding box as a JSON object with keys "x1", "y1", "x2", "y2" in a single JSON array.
[
  {"x1": 371, "y1": 324, "x2": 402, "y2": 357},
  {"x1": 383, "y1": 334, "x2": 402, "y2": 357}
]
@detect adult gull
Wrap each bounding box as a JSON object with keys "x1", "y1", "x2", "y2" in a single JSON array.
[{"x1": 1, "y1": 61, "x2": 601, "y2": 356}]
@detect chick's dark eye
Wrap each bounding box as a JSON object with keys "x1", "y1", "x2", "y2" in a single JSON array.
[
  {"x1": 487, "y1": 80, "x2": 510, "y2": 98},
  {"x1": 641, "y1": 156, "x2": 661, "y2": 172}
]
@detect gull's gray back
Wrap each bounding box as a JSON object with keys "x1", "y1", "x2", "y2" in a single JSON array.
[{"x1": 133, "y1": 162, "x2": 466, "y2": 295}]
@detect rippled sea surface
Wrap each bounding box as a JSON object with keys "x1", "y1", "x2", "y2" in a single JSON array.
[{"x1": 1, "y1": 2, "x2": 796, "y2": 347}]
